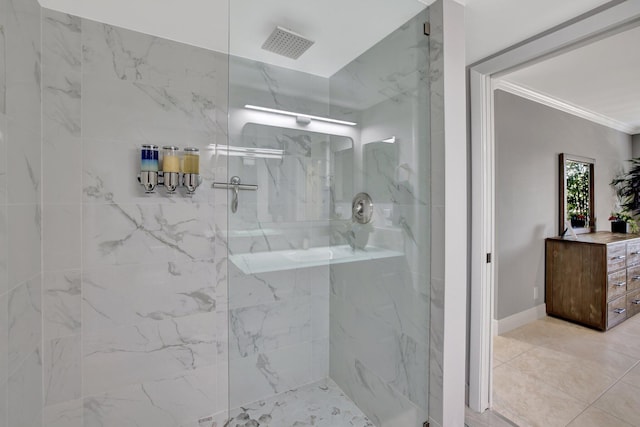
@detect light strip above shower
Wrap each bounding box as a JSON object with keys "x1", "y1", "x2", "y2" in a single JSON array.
[{"x1": 244, "y1": 104, "x2": 357, "y2": 126}]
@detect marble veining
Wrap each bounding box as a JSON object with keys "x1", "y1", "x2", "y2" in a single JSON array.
[
  {"x1": 43, "y1": 270, "x2": 81, "y2": 340},
  {"x1": 83, "y1": 313, "x2": 217, "y2": 395},
  {"x1": 225, "y1": 378, "x2": 374, "y2": 427},
  {"x1": 83, "y1": 365, "x2": 219, "y2": 427},
  {"x1": 44, "y1": 334, "x2": 81, "y2": 406},
  {"x1": 230, "y1": 297, "x2": 312, "y2": 359},
  {"x1": 7, "y1": 276, "x2": 41, "y2": 376}
]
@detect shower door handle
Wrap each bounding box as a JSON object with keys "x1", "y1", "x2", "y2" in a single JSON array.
[
  {"x1": 212, "y1": 176, "x2": 258, "y2": 213},
  {"x1": 232, "y1": 182, "x2": 239, "y2": 213}
]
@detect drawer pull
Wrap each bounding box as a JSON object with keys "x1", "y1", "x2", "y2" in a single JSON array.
[
  {"x1": 612, "y1": 255, "x2": 626, "y2": 260},
  {"x1": 614, "y1": 308, "x2": 626, "y2": 314},
  {"x1": 614, "y1": 282, "x2": 626, "y2": 287},
  {"x1": 633, "y1": 300, "x2": 640, "y2": 305},
  {"x1": 631, "y1": 251, "x2": 640, "y2": 255},
  {"x1": 633, "y1": 276, "x2": 640, "y2": 280}
]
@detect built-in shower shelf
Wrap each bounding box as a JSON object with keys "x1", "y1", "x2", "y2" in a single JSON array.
[{"x1": 229, "y1": 245, "x2": 404, "y2": 274}]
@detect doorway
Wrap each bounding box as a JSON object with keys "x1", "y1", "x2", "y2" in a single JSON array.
[{"x1": 468, "y1": 0, "x2": 640, "y2": 414}]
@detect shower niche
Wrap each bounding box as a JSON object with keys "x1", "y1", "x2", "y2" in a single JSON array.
[{"x1": 225, "y1": 123, "x2": 404, "y2": 275}]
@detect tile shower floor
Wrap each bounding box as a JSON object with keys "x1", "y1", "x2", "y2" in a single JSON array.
[
  {"x1": 490, "y1": 315, "x2": 640, "y2": 426},
  {"x1": 225, "y1": 378, "x2": 374, "y2": 427}
]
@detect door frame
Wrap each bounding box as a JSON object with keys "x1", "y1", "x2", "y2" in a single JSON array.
[{"x1": 468, "y1": 0, "x2": 640, "y2": 412}]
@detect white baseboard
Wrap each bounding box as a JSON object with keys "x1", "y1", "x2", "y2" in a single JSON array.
[{"x1": 493, "y1": 304, "x2": 547, "y2": 336}]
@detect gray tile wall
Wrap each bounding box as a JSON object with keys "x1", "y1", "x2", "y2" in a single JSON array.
[
  {"x1": 39, "y1": 9, "x2": 229, "y2": 427},
  {"x1": 1, "y1": 0, "x2": 43, "y2": 425}
]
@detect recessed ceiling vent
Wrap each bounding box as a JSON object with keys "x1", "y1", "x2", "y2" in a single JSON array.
[{"x1": 261, "y1": 26, "x2": 315, "y2": 60}]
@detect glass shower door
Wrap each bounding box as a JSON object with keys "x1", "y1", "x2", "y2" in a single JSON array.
[
  {"x1": 327, "y1": 10, "x2": 431, "y2": 426},
  {"x1": 226, "y1": 2, "x2": 431, "y2": 426}
]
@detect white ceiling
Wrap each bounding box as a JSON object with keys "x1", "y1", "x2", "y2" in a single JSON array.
[
  {"x1": 500, "y1": 24, "x2": 640, "y2": 134},
  {"x1": 464, "y1": 0, "x2": 611, "y2": 64},
  {"x1": 228, "y1": 0, "x2": 427, "y2": 77},
  {"x1": 39, "y1": 0, "x2": 616, "y2": 71},
  {"x1": 38, "y1": 0, "x2": 429, "y2": 78}
]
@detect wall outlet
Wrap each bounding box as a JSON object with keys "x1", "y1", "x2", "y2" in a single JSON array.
[{"x1": 533, "y1": 286, "x2": 539, "y2": 300}]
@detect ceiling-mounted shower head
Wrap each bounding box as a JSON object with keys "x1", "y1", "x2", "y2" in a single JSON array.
[{"x1": 261, "y1": 26, "x2": 315, "y2": 60}]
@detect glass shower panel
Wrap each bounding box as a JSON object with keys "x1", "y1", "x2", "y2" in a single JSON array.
[
  {"x1": 225, "y1": 54, "x2": 339, "y2": 419},
  {"x1": 227, "y1": 3, "x2": 430, "y2": 426},
  {"x1": 328, "y1": 11, "x2": 430, "y2": 426}
]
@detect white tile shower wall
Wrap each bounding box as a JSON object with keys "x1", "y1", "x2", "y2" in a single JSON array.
[
  {"x1": 427, "y1": 2, "x2": 446, "y2": 425},
  {"x1": 2, "y1": 0, "x2": 43, "y2": 425},
  {"x1": 38, "y1": 8, "x2": 230, "y2": 427},
  {"x1": 328, "y1": 10, "x2": 430, "y2": 427},
  {"x1": 226, "y1": 56, "x2": 335, "y2": 410},
  {"x1": 0, "y1": 2, "x2": 6, "y2": 426}
]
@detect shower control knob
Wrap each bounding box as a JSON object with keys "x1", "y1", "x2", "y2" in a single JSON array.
[{"x1": 352, "y1": 192, "x2": 373, "y2": 224}]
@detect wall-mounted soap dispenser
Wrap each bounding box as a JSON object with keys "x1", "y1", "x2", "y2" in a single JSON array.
[
  {"x1": 138, "y1": 145, "x2": 201, "y2": 195},
  {"x1": 162, "y1": 145, "x2": 180, "y2": 193},
  {"x1": 139, "y1": 144, "x2": 159, "y2": 192},
  {"x1": 182, "y1": 147, "x2": 201, "y2": 194}
]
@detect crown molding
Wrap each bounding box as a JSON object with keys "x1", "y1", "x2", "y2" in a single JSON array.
[{"x1": 493, "y1": 79, "x2": 639, "y2": 135}]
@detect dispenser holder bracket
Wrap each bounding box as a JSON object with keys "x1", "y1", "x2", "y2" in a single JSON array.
[{"x1": 213, "y1": 176, "x2": 258, "y2": 213}]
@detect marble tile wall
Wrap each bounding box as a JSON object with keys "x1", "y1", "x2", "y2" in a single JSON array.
[
  {"x1": 226, "y1": 57, "x2": 334, "y2": 409},
  {"x1": 427, "y1": 3, "x2": 446, "y2": 426},
  {"x1": 327, "y1": 10, "x2": 431, "y2": 427},
  {"x1": 1, "y1": 0, "x2": 43, "y2": 425},
  {"x1": 38, "y1": 9, "x2": 229, "y2": 427},
  {"x1": 0, "y1": 2, "x2": 442, "y2": 426}
]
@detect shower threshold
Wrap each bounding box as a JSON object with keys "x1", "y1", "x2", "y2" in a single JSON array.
[{"x1": 225, "y1": 378, "x2": 374, "y2": 427}]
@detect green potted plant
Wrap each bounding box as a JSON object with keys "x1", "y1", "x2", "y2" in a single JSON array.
[
  {"x1": 608, "y1": 211, "x2": 638, "y2": 233},
  {"x1": 610, "y1": 160, "x2": 640, "y2": 234}
]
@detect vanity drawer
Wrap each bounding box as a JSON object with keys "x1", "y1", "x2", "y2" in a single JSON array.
[
  {"x1": 608, "y1": 295, "x2": 628, "y2": 329},
  {"x1": 608, "y1": 270, "x2": 627, "y2": 300},
  {"x1": 627, "y1": 289, "x2": 640, "y2": 318},
  {"x1": 628, "y1": 241, "x2": 640, "y2": 266},
  {"x1": 628, "y1": 265, "x2": 640, "y2": 292},
  {"x1": 607, "y1": 243, "x2": 627, "y2": 272}
]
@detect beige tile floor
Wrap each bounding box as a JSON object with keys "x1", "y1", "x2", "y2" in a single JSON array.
[{"x1": 490, "y1": 315, "x2": 640, "y2": 427}]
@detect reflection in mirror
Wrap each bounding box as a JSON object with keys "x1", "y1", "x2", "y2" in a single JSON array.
[
  {"x1": 331, "y1": 136, "x2": 354, "y2": 209},
  {"x1": 363, "y1": 137, "x2": 398, "y2": 203},
  {"x1": 559, "y1": 153, "x2": 595, "y2": 235},
  {"x1": 232, "y1": 123, "x2": 353, "y2": 226}
]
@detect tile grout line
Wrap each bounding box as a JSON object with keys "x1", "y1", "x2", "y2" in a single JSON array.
[
  {"x1": 569, "y1": 358, "x2": 640, "y2": 426},
  {"x1": 497, "y1": 319, "x2": 640, "y2": 427}
]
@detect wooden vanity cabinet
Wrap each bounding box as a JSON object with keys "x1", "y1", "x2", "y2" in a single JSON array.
[{"x1": 545, "y1": 232, "x2": 640, "y2": 331}]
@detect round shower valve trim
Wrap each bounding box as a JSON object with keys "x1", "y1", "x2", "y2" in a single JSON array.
[{"x1": 352, "y1": 192, "x2": 374, "y2": 224}]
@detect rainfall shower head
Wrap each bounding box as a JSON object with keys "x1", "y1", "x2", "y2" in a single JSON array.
[{"x1": 261, "y1": 26, "x2": 315, "y2": 60}]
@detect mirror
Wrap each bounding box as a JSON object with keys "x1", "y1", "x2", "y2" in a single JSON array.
[
  {"x1": 559, "y1": 153, "x2": 595, "y2": 235},
  {"x1": 363, "y1": 138, "x2": 398, "y2": 203},
  {"x1": 230, "y1": 123, "x2": 353, "y2": 224}
]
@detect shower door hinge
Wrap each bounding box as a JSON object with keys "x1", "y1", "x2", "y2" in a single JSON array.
[
  {"x1": 423, "y1": 422, "x2": 430, "y2": 427},
  {"x1": 423, "y1": 22, "x2": 430, "y2": 36}
]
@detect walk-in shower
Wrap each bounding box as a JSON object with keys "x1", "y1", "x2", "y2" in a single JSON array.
[
  {"x1": 0, "y1": 0, "x2": 441, "y2": 425},
  {"x1": 224, "y1": 1, "x2": 432, "y2": 425}
]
